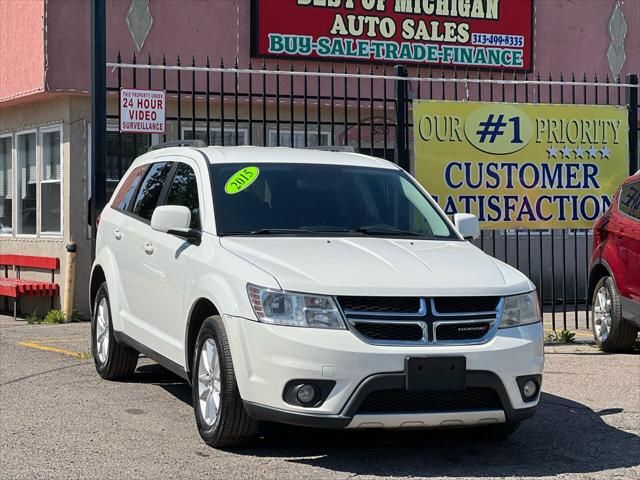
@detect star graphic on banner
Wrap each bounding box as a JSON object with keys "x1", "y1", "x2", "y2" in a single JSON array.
[
  {"x1": 561, "y1": 146, "x2": 571, "y2": 158},
  {"x1": 587, "y1": 145, "x2": 598, "y2": 158},
  {"x1": 547, "y1": 146, "x2": 558, "y2": 159},
  {"x1": 574, "y1": 146, "x2": 584, "y2": 159},
  {"x1": 600, "y1": 146, "x2": 611, "y2": 159}
]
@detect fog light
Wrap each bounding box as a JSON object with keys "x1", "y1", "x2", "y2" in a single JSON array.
[
  {"x1": 296, "y1": 384, "x2": 317, "y2": 405},
  {"x1": 523, "y1": 380, "x2": 538, "y2": 399}
]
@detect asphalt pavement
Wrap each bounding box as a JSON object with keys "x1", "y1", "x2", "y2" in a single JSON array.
[{"x1": 0, "y1": 314, "x2": 638, "y2": 480}]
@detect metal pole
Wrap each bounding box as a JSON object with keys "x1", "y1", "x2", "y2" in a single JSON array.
[
  {"x1": 626, "y1": 73, "x2": 638, "y2": 175},
  {"x1": 90, "y1": 0, "x2": 107, "y2": 260},
  {"x1": 394, "y1": 65, "x2": 409, "y2": 172},
  {"x1": 63, "y1": 240, "x2": 77, "y2": 322}
]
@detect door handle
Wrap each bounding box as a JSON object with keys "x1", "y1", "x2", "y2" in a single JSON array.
[
  {"x1": 114, "y1": 229, "x2": 123, "y2": 240},
  {"x1": 143, "y1": 242, "x2": 155, "y2": 255}
]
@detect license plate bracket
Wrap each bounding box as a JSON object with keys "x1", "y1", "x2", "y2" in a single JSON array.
[{"x1": 405, "y1": 356, "x2": 466, "y2": 392}]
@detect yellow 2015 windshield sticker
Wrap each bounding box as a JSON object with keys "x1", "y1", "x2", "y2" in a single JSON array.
[{"x1": 224, "y1": 166, "x2": 260, "y2": 194}]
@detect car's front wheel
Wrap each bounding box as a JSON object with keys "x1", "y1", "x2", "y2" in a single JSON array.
[
  {"x1": 592, "y1": 276, "x2": 638, "y2": 352},
  {"x1": 192, "y1": 315, "x2": 257, "y2": 448}
]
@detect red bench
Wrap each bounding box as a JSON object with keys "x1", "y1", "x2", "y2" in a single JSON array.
[{"x1": 0, "y1": 255, "x2": 59, "y2": 320}]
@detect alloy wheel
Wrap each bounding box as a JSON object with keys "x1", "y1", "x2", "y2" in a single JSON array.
[
  {"x1": 593, "y1": 286, "x2": 612, "y2": 342},
  {"x1": 198, "y1": 338, "x2": 222, "y2": 427},
  {"x1": 95, "y1": 297, "x2": 110, "y2": 364}
]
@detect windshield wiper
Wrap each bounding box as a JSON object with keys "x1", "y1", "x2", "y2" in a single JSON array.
[
  {"x1": 221, "y1": 228, "x2": 320, "y2": 236},
  {"x1": 350, "y1": 226, "x2": 434, "y2": 238},
  {"x1": 221, "y1": 227, "x2": 438, "y2": 238}
]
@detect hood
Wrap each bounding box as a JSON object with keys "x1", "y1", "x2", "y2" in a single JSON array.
[{"x1": 220, "y1": 237, "x2": 534, "y2": 297}]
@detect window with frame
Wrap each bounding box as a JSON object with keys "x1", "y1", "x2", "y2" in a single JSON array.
[
  {"x1": 0, "y1": 136, "x2": 12, "y2": 234},
  {"x1": 182, "y1": 127, "x2": 248, "y2": 146},
  {"x1": 166, "y1": 163, "x2": 201, "y2": 229},
  {"x1": 40, "y1": 128, "x2": 62, "y2": 234},
  {"x1": 131, "y1": 162, "x2": 173, "y2": 221},
  {"x1": 619, "y1": 180, "x2": 640, "y2": 220},
  {"x1": 16, "y1": 132, "x2": 37, "y2": 235},
  {"x1": 268, "y1": 130, "x2": 330, "y2": 148}
]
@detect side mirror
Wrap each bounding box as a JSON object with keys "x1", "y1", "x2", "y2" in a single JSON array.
[
  {"x1": 454, "y1": 213, "x2": 480, "y2": 240},
  {"x1": 151, "y1": 205, "x2": 200, "y2": 243}
]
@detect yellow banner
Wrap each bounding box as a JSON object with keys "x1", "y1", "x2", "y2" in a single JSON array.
[{"x1": 413, "y1": 101, "x2": 629, "y2": 229}]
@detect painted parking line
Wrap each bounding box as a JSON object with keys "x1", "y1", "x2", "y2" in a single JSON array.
[
  {"x1": 17, "y1": 341, "x2": 91, "y2": 360},
  {"x1": 27, "y1": 338, "x2": 88, "y2": 344}
]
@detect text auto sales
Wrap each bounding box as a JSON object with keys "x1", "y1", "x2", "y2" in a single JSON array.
[{"x1": 434, "y1": 162, "x2": 612, "y2": 223}]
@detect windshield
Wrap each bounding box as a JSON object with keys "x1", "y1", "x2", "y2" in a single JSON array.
[{"x1": 210, "y1": 163, "x2": 458, "y2": 240}]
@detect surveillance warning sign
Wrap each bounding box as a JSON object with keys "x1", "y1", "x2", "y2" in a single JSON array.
[{"x1": 120, "y1": 89, "x2": 166, "y2": 134}]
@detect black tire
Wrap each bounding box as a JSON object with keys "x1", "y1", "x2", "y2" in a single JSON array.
[
  {"x1": 192, "y1": 315, "x2": 257, "y2": 448},
  {"x1": 592, "y1": 277, "x2": 638, "y2": 353},
  {"x1": 91, "y1": 283, "x2": 139, "y2": 380}
]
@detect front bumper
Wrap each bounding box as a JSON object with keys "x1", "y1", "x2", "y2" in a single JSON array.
[
  {"x1": 244, "y1": 371, "x2": 538, "y2": 429},
  {"x1": 224, "y1": 316, "x2": 544, "y2": 429}
]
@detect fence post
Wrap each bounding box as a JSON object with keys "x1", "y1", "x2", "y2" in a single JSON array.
[
  {"x1": 90, "y1": 0, "x2": 107, "y2": 260},
  {"x1": 394, "y1": 65, "x2": 410, "y2": 172},
  {"x1": 626, "y1": 73, "x2": 638, "y2": 175}
]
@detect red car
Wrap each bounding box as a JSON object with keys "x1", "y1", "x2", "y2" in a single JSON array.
[{"x1": 589, "y1": 172, "x2": 640, "y2": 352}]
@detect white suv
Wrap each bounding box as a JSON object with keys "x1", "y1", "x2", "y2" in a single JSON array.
[{"x1": 90, "y1": 145, "x2": 544, "y2": 447}]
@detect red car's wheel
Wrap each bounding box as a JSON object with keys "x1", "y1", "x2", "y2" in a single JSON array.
[{"x1": 592, "y1": 277, "x2": 638, "y2": 352}]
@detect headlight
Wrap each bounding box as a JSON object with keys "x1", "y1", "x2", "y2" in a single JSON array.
[
  {"x1": 247, "y1": 284, "x2": 346, "y2": 329},
  {"x1": 500, "y1": 291, "x2": 541, "y2": 328}
]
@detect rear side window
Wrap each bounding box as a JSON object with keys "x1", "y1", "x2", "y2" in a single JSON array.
[
  {"x1": 112, "y1": 165, "x2": 148, "y2": 211},
  {"x1": 132, "y1": 162, "x2": 173, "y2": 221},
  {"x1": 166, "y1": 163, "x2": 201, "y2": 229},
  {"x1": 619, "y1": 180, "x2": 640, "y2": 220}
]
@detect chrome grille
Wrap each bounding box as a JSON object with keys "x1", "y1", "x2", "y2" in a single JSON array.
[
  {"x1": 432, "y1": 297, "x2": 500, "y2": 314},
  {"x1": 338, "y1": 296, "x2": 421, "y2": 314},
  {"x1": 352, "y1": 321, "x2": 424, "y2": 342},
  {"x1": 340, "y1": 296, "x2": 503, "y2": 346}
]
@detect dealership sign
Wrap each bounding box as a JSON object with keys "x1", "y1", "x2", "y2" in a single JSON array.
[
  {"x1": 413, "y1": 101, "x2": 629, "y2": 229},
  {"x1": 251, "y1": 0, "x2": 533, "y2": 70},
  {"x1": 120, "y1": 88, "x2": 166, "y2": 134}
]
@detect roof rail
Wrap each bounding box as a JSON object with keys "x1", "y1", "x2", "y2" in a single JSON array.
[
  {"x1": 148, "y1": 140, "x2": 206, "y2": 151},
  {"x1": 302, "y1": 145, "x2": 356, "y2": 153}
]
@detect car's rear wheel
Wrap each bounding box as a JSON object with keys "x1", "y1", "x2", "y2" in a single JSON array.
[
  {"x1": 192, "y1": 315, "x2": 257, "y2": 448},
  {"x1": 592, "y1": 277, "x2": 638, "y2": 352},
  {"x1": 91, "y1": 283, "x2": 139, "y2": 379}
]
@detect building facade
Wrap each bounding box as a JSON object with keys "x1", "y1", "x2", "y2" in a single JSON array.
[{"x1": 1, "y1": 0, "x2": 639, "y2": 317}]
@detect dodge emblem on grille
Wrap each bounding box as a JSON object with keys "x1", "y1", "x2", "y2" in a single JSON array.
[{"x1": 458, "y1": 325, "x2": 489, "y2": 332}]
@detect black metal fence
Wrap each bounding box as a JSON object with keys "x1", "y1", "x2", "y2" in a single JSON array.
[{"x1": 105, "y1": 53, "x2": 639, "y2": 332}]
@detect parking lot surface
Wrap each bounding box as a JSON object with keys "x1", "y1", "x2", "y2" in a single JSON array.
[{"x1": 1, "y1": 314, "x2": 638, "y2": 480}]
